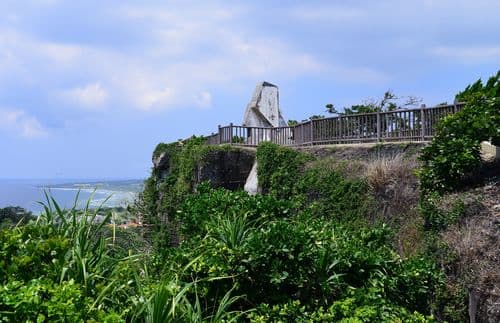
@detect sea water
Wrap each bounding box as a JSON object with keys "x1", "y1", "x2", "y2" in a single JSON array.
[{"x1": 0, "y1": 179, "x2": 143, "y2": 214}]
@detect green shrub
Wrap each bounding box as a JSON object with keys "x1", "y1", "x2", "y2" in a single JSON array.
[
  {"x1": 419, "y1": 192, "x2": 465, "y2": 231},
  {"x1": 0, "y1": 195, "x2": 149, "y2": 322},
  {"x1": 295, "y1": 165, "x2": 370, "y2": 220},
  {"x1": 0, "y1": 206, "x2": 35, "y2": 228},
  {"x1": 0, "y1": 278, "x2": 89, "y2": 322},
  {"x1": 432, "y1": 281, "x2": 468, "y2": 323},
  {"x1": 169, "y1": 187, "x2": 442, "y2": 318},
  {"x1": 179, "y1": 183, "x2": 294, "y2": 238},
  {"x1": 419, "y1": 71, "x2": 499, "y2": 194},
  {"x1": 256, "y1": 142, "x2": 313, "y2": 198},
  {"x1": 256, "y1": 142, "x2": 370, "y2": 222}
]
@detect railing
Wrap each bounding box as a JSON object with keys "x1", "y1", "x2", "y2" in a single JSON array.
[{"x1": 203, "y1": 103, "x2": 464, "y2": 147}]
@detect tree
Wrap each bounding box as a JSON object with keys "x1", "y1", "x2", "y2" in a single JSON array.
[
  {"x1": 326, "y1": 90, "x2": 422, "y2": 116},
  {"x1": 0, "y1": 206, "x2": 34, "y2": 228},
  {"x1": 325, "y1": 104, "x2": 338, "y2": 114},
  {"x1": 322, "y1": 91, "x2": 423, "y2": 139}
]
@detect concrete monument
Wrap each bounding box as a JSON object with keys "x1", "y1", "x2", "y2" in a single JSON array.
[
  {"x1": 243, "y1": 81, "x2": 287, "y2": 195},
  {"x1": 242, "y1": 81, "x2": 287, "y2": 128}
]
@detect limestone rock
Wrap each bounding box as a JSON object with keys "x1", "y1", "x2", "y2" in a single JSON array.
[
  {"x1": 196, "y1": 149, "x2": 255, "y2": 190},
  {"x1": 244, "y1": 161, "x2": 259, "y2": 195},
  {"x1": 152, "y1": 152, "x2": 171, "y2": 181},
  {"x1": 153, "y1": 152, "x2": 169, "y2": 169}
]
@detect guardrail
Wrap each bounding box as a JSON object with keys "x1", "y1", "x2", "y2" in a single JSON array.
[{"x1": 203, "y1": 103, "x2": 465, "y2": 147}]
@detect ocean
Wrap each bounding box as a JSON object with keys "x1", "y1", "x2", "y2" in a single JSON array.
[{"x1": 0, "y1": 179, "x2": 144, "y2": 214}]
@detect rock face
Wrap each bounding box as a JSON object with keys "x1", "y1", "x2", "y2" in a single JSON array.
[
  {"x1": 152, "y1": 152, "x2": 171, "y2": 181},
  {"x1": 242, "y1": 81, "x2": 287, "y2": 128},
  {"x1": 152, "y1": 147, "x2": 255, "y2": 191},
  {"x1": 244, "y1": 162, "x2": 259, "y2": 195},
  {"x1": 481, "y1": 141, "x2": 500, "y2": 162},
  {"x1": 196, "y1": 149, "x2": 255, "y2": 190}
]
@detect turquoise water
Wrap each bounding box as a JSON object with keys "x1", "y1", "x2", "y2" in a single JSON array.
[{"x1": 0, "y1": 179, "x2": 144, "y2": 214}]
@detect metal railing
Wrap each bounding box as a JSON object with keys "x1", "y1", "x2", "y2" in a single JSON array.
[{"x1": 203, "y1": 103, "x2": 464, "y2": 147}]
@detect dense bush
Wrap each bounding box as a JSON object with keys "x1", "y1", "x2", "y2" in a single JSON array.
[
  {"x1": 0, "y1": 206, "x2": 34, "y2": 228},
  {"x1": 158, "y1": 185, "x2": 444, "y2": 321},
  {"x1": 419, "y1": 71, "x2": 499, "y2": 194},
  {"x1": 0, "y1": 200, "x2": 143, "y2": 321},
  {"x1": 256, "y1": 142, "x2": 370, "y2": 221},
  {"x1": 416, "y1": 72, "x2": 499, "y2": 321},
  {"x1": 419, "y1": 192, "x2": 465, "y2": 231},
  {"x1": 295, "y1": 165, "x2": 370, "y2": 220},
  {"x1": 140, "y1": 137, "x2": 248, "y2": 249},
  {"x1": 256, "y1": 141, "x2": 313, "y2": 198}
]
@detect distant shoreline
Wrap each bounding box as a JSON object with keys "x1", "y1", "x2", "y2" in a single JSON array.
[{"x1": 0, "y1": 179, "x2": 144, "y2": 214}]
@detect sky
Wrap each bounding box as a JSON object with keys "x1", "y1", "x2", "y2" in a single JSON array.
[{"x1": 0, "y1": 0, "x2": 499, "y2": 179}]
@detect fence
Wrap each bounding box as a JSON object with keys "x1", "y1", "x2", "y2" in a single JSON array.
[{"x1": 204, "y1": 103, "x2": 464, "y2": 147}]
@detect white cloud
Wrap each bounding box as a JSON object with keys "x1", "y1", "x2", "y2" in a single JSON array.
[
  {"x1": 0, "y1": 1, "x2": 395, "y2": 118},
  {"x1": 10, "y1": 0, "x2": 499, "y2": 119},
  {"x1": 39, "y1": 42, "x2": 82, "y2": 66},
  {"x1": 78, "y1": 3, "x2": 330, "y2": 112},
  {"x1": 136, "y1": 87, "x2": 175, "y2": 111},
  {"x1": 62, "y1": 82, "x2": 108, "y2": 108},
  {"x1": 0, "y1": 3, "x2": 330, "y2": 114},
  {"x1": 0, "y1": 108, "x2": 48, "y2": 138},
  {"x1": 0, "y1": 28, "x2": 83, "y2": 85},
  {"x1": 430, "y1": 46, "x2": 500, "y2": 63}
]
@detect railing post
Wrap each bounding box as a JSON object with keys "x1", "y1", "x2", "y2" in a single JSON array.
[
  {"x1": 218, "y1": 125, "x2": 222, "y2": 144},
  {"x1": 310, "y1": 120, "x2": 314, "y2": 145},
  {"x1": 420, "y1": 104, "x2": 425, "y2": 141},
  {"x1": 339, "y1": 117, "x2": 342, "y2": 143},
  {"x1": 376, "y1": 111, "x2": 381, "y2": 143},
  {"x1": 229, "y1": 123, "x2": 233, "y2": 145}
]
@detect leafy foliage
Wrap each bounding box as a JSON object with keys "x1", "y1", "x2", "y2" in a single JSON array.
[
  {"x1": 295, "y1": 164, "x2": 370, "y2": 220},
  {"x1": 0, "y1": 196, "x2": 144, "y2": 321},
  {"x1": 419, "y1": 71, "x2": 499, "y2": 194},
  {"x1": 162, "y1": 184, "x2": 444, "y2": 321},
  {"x1": 139, "y1": 136, "x2": 223, "y2": 248},
  {"x1": 0, "y1": 206, "x2": 35, "y2": 228},
  {"x1": 256, "y1": 142, "x2": 369, "y2": 220},
  {"x1": 326, "y1": 90, "x2": 422, "y2": 116},
  {"x1": 256, "y1": 142, "x2": 313, "y2": 198},
  {"x1": 419, "y1": 192, "x2": 465, "y2": 231}
]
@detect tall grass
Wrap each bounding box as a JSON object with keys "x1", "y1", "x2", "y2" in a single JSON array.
[
  {"x1": 135, "y1": 280, "x2": 245, "y2": 323},
  {"x1": 32, "y1": 192, "x2": 247, "y2": 321},
  {"x1": 209, "y1": 211, "x2": 254, "y2": 250},
  {"x1": 365, "y1": 154, "x2": 420, "y2": 222},
  {"x1": 37, "y1": 191, "x2": 115, "y2": 292}
]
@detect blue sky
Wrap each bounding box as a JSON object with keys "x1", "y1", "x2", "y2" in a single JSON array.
[{"x1": 0, "y1": 0, "x2": 499, "y2": 179}]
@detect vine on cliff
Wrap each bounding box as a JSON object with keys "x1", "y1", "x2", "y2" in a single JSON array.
[{"x1": 256, "y1": 142, "x2": 370, "y2": 221}]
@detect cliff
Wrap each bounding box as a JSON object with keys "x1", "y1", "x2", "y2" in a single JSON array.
[{"x1": 142, "y1": 139, "x2": 499, "y2": 322}]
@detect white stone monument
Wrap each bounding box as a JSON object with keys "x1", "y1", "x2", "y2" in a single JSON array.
[
  {"x1": 243, "y1": 81, "x2": 288, "y2": 195},
  {"x1": 242, "y1": 81, "x2": 287, "y2": 128}
]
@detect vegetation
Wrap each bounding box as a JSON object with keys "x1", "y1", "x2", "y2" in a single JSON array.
[
  {"x1": 0, "y1": 206, "x2": 35, "y2": 228},
  {"x1": 414, "y1": 71, "x2": 500, "y2": 321},
  {"x1": 419, "y1": 70, "x2": 499, "y2": 195},
  {"x1": 1, "y1": 140, "x2": 448, "y2": 322},
  {"x1": 325, "y1": 90, "x2": 422, "y2": 115}
]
